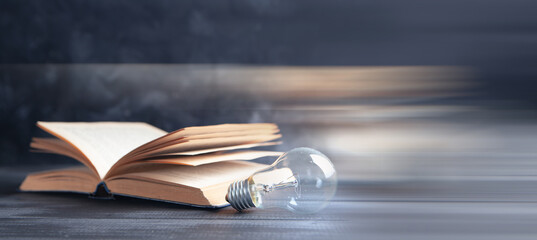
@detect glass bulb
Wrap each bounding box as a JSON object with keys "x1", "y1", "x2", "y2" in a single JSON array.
[{"x1": 226, "y1": 147, "x2": 337, "y2": 213}]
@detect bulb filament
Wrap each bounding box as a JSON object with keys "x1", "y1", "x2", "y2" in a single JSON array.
[
  {"x1": 259, "y1": 175, "x2": 299, "y2": 193},
  {"x1": 263, "y1": 179, "x2": 298, "y2": 192},
  {"x1": 261, "y1": 175, "x2": 298, "y2": 193}
]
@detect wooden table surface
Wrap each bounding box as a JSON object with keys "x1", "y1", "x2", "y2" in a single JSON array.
[{"x1": 2, "y1": 166, "x2": 537, "y2": 240}]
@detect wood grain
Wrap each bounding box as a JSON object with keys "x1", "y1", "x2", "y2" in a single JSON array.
[{"x1": 2, "y1": 166, "x2": 537, "y2": 240}]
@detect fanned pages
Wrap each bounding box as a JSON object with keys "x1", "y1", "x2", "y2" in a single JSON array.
[
  {"x1": 20, "y1": 121, "x2": 283, "y2": 207},
  {"x1": 124, "y1": 123, "x2": 278, "y2": 158},
  {"x1": 36, "y1": 122, "x2": 168, "y2": 179}
]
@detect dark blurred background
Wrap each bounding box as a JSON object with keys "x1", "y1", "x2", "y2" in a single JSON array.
[{"x1": 2, "y1": 0, "x2": 537, "y2": 181}]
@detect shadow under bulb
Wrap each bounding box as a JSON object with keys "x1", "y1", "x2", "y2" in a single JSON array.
[{"x1": 226, "y1": 147, "x2": 337, "y2": 213}]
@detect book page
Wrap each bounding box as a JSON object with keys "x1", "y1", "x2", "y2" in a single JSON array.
[
  {"x1": 141, "y1": 134, "x2": 282, "y2": 157},
  {"x1": 31, "y1": 137, "x2": 97, "y2": 175},
  {"x1": 107, "y1": 161, "x2": 268, "y2": 189},
  {"x1": 145, "y1": 150, "x2": 282, "y2": 166},
  {"x1": 37, "y1": 122, "x2": 167, "y2": 179},
  {"x1": 125, "y1": 127, "x2": 280, "y2": 158},
  {"x1": 124, "y1": 123, "x2": 278, "y2": 158},
  {"x1": 19, "y1": 166, "x2": 101, "y2": 193},
  {"x1": 164, "y1": 141, "x2": 281, "y2": 156}
]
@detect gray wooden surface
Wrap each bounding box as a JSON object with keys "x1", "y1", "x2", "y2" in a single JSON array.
[{"x1": 2, "y1": 166, "x2": 537, "y2": 240}]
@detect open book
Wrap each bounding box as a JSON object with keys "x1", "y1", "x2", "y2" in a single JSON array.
[{"x1": 20, "y1": 122, "x2": 283, "y2": 208}]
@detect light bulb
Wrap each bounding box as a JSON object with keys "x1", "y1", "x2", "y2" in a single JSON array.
[{"x1": 226, "y1": 147, "x2": 337, "y2": 213}]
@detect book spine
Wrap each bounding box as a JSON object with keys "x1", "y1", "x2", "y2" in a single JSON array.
[{"x1": 89, "y1": 182, "x2": 114, "y2": 200}]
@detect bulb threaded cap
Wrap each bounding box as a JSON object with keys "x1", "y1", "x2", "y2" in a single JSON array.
[{"x1": 226, "y1": 179, "x2": 256, "y2": 211}]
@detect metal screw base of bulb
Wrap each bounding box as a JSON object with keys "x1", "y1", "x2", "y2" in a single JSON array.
[{"x1": 226, "y1": 179, "x2": 256, "y2": 211}]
